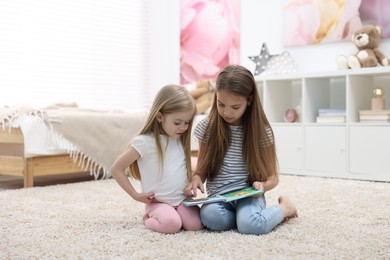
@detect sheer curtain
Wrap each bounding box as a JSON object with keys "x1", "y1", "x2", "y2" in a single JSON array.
[{"x1": 0, "y1": 0, "x2": 149, "y2": 110}]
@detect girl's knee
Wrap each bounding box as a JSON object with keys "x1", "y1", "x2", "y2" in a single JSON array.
[
  {"x1": 200, "y1": 205, "x2": 235, "y2": 231},
  {"x1": 237, "y1": 221, "x2": 269, "y2": 235},
  {"x1": 177, "y1": 205, "x2": 204, "y2": 231},
  {"x1": 144, "y1": 215, "x2": 182, "y2": 234},
  {"x1": 183, "y1": 220, "x2": 203, "y2": 231}
]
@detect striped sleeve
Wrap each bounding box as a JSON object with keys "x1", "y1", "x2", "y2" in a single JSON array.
[
  {"x1": 194, "y1": 117, "x2": 209, "y2": 142},
  {"x1": 260, "y1": 126, "x2": 274, "y2": 147}
]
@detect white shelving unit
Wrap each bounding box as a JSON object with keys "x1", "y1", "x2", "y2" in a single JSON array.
[{"x1": 256, "y1": 67, "x2": 390, "y2": 182}]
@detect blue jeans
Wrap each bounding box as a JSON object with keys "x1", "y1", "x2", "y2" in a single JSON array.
[{"x1": 200, "y1": 195, "x2": 284, "y2": 235}]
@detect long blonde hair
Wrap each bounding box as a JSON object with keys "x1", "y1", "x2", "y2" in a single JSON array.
[
  {"x1": 196, "y1": 65, "x2": 278, "y2": 184},
  {"x1": 129, "y1": 84, "x2": 196, "y2": 181}
]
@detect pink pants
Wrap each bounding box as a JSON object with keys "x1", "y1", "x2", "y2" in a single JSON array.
[{"x1": 144, "y1": 203, "x2": 203, "y2": 234}]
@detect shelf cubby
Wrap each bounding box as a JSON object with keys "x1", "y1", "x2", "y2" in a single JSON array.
[
  {"x1": 263, "y1": 79, "x2": 302, "y2": 123},
  {"x1": 304, "y1": 76, "x2": 346, "y2": 123}
]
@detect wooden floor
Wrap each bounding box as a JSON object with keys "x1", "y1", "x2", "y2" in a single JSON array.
[{"x1": 0, "y1": 172, "x2": 95, "y2": 190}]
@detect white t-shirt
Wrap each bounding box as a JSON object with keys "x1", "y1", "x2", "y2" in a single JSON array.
[{"x1": 130, "y1": 134, "x2": 188, "y2": 206}]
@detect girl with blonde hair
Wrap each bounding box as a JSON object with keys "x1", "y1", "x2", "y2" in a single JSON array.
[{"x1": 111, "y1": 84, "x2": 203, "y2": 234}]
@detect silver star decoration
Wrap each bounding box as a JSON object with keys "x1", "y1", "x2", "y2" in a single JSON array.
[{"x1": 248, "y1": 43, "x2": 278, "y2": 75}]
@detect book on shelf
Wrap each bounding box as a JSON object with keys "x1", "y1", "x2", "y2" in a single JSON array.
[
  {"x1": 318, "y1": 108, "x2": 346, "y2": 117},
  {"x1": 359, "y1": 110, "x2": 390, "y2": 115},
  {"x1": 316, "y1": 116, "x2": 346, "y2": 123},
  {"x1": 359, "y1": 110, "x2": 390, "y2": 122},
  {"x1": 360, "y1": 119, "x2": 390, "y2": 123},
  {"x1": 359, "y1": 114, "x2": 390, "y2": 120},
  {"x1": 182, "y1": 187, "x2": 264, "y2": 206}
]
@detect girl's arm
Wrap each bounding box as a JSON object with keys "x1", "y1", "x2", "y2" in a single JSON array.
[
  {"x1": 184, "y1": 140, "x2": 206, "y2": 197},
  {"x1": 252, "y1": 174, "x2": 279, "y2": 192},
  {"x1": 110, "y1": 147, "x2": 155, "y2": 204}
]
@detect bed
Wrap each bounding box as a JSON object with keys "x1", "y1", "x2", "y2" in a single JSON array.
[
  {"x1": 0, "y1": 106, "x2": 148, "y2": 187},
  {"x1": 0, "y1": 127, "x2": 88, "y2": 187}
]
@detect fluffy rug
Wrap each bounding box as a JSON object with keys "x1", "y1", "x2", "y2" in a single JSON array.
[{"x1": 0, "y1": 175, "x2": 389, "y2": 259}]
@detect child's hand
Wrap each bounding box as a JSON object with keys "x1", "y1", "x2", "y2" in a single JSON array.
[
  {"x1": 135, "y1": 192, "x2": 156, "y2": 204},
  {"x1": 184, "y1": 175, "x2": 204, "y2": 197},
  {"x1": 252, "y1": 181, "x2": 264, "y2": 198}
]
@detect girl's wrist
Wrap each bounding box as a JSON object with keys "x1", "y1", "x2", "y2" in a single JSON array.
[{"x1": 192, "y1": 174, "x2": 203, "y2": 182}]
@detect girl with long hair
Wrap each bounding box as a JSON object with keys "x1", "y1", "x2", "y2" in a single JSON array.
[
  {"x1": 185, "y1": 65, "x2": 297, "y2": 235},
  {"x1": 111, "y1": 84, "x2": 203, "y2": 234}
]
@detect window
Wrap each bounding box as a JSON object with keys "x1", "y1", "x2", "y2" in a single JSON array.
[{"x1": 0, "y1": 0, "x2": 149, "y2": 110}]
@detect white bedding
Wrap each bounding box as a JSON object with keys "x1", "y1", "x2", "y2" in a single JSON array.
[{"x1": 17, "y1": 115, "x2": 69, "y2": 157}]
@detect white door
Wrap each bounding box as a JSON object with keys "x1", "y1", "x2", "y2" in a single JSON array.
[
  {"x1": 273, "y1": 125, "x2": 304, "y2": 173},
  {"x1": 305, "y1": 126, "x2": 346, "y2": 174},
  {"x1": 350, "y1": 126, "x2": 390, "y2": 179}
]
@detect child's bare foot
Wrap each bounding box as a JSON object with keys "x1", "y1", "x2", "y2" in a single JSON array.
[{"x1": 278, "y1": 196, "x2": 298, "y2": 221}]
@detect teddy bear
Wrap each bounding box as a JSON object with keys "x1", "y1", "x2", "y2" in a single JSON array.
[
  {"x1": 189, "y1": 79, "x2": 215, "y2": 114},
  {"x1": 336, "y1": 24, "x2": 389, "y2": 69}
]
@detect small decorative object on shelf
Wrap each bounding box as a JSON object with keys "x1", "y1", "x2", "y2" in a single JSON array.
[
  {"x1": 264, "y1": 51, "x2": 298, "y2": 76},
  {"x1": 284, "y1": 108, "x2": 298, "y2": 123},
  {"x1": 371, "y1": 87, "x2": 385, "y2": 110},
  {"x1": 248, "y1": 42, "x2": 278, "y2": 76}
]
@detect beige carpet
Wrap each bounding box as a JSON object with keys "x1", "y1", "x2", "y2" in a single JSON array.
[{"x1": 0, "y1": 174, "x2": 389, "y2": 259}]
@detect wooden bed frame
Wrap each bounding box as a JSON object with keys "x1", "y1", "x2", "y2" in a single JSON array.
[{"x1": 0, "y1": 127, "x2": 87, "y2": 188}]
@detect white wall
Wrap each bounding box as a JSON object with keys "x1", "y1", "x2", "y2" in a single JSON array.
[
  {"x1": 150, "y1": 0, "x2": 390, "y2": 90},
  {"x1": 0, "y1": 0, "x2": 150, "y2": 110},
  {"x1": 2, "y1": 1, "x2": 389, "y2": 109},
  {"x1": 240, "y1": 1, "x2": 390, "y2": 74},
  {"x1": 147, "y1": 0, "x2": 180, "y2": 100}
]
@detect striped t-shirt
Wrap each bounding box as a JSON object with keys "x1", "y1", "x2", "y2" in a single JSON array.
[{"x1": 194, "y1": 117, "x2": 273, "y2": 197}]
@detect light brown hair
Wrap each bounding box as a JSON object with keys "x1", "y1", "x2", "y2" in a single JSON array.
[
  {"x1": 129, "y1": 84, "x2": 196, "y2": 181},
  {"x1": 196, "y1": 65, "x2": 278, "y2": 184}
]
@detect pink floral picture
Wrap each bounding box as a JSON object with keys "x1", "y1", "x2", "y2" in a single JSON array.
[
  {"x1": 282, "y1": 0, "x2": 390, "y2": 46},
  {"x1": 359, "y1": 0, "x2": 390, "y2": 38},
  {"x1": 180, "y1": 0, "x2": 240, "y2": 84}
]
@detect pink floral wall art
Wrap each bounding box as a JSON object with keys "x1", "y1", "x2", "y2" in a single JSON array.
[
  {"x1": 359, "y1": 0, "x2": 390, "y2": 39},
  {"x1": 180, "y1": 0, "x2": 240, "y2": 84},
  {"x1": 283, "y1": 0, "x2": 363, "y2": 46}
]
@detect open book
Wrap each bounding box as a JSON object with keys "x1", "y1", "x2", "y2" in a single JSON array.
[{"x1": 182, "y1": 187, "x2": 264, "y2": 206}]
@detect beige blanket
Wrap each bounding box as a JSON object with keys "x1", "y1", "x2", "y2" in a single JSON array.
[
  {"x1": 0, "y1": 105, "x2": 43, "y2": 127},
  {"x1": 1, "y1": 104, "x2": 148, "y2": 178}
]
